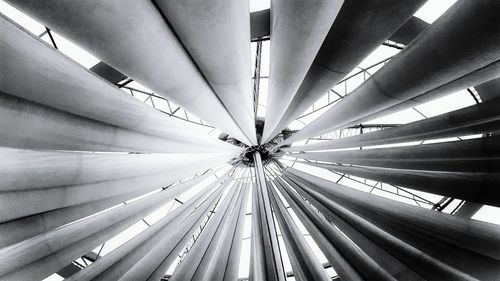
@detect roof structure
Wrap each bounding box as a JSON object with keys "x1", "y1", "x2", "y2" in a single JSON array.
[{"x1": 0, "y1": 0, "x2": 499, "y2": 280}]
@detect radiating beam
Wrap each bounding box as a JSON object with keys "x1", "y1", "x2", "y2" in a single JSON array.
[
  {"x1": 0, "y1": 171, "x2": 223, "y2": 280},
  {"x1": 284, "y1": 168, "x2": 500, "y2": 261},
  {"x1": 80, "y1": 177, "x2": 230, "y2": 281},
  {"x1": 283, "y1": 173, "x2": 491, "y2": 280},
  {"x1": 388, "y1": 16, "x2": 429, "y2": 45},
  {"x1": 304, "y1": 162, "x2": 500, "y2": 207},
  {"x1": 290, "y1": 136, "x2": 500, "y2": 173},
  {"x1": 155, "y1": 0, "x2": 257, "y2": 145},
  {"x1": 0, "y1": 91, "x2": 239, "y2": 153},
  {"x1": 169, "y1": 182, "x2": 249, "y2": 281},
  {"x1": 476, "y1": 77, "x2": 500, "y2": 102},
  {"x1": 281, "y1": 1, "x2": 500, "y2": 145},
  {"x1": 273, "y1": 177, "x2": 398, "y2": 281},
  {"x1": 0, "y1": 150, "x2": 234, "y2": 222},
  {"x1": 250, "y1": 152, "x2": 286, "y2": 281},
  {"x1": 286, "y1": 96, "x2": 500, "y2": 152},
  {"x1": 263, "y1": 0, "x2": 425, "y2": 142},
  {"x1": 0, "y1": 13, "x2": 237, "y2": 149},
  {"x1": 4, "y1": 1, "x2": 253, "y2": 145},
  {"x1": 268, "y1": 181, "x2": 342, "y2": 281},
  {"x1": 276, "y1": 176, "x2": 423, "y2": 280},
  {"x1": 262, "y1": 0, "x2": 343, "y2": 143}
]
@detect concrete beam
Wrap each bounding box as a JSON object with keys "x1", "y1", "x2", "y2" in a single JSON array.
[
  {"x1": 81, "y1": 178, "x2": 230, "y2": 281},
  {"x1": 282, "y1": 1, "x2": 500, "y2": 145},
  {"x1": 263, "y1": 0, "x2": 425, "y2": 142},
  {"x1": 290, "y1": 136, "x2": 500, "y2": 173},
  {"x1": 250, "y1": 152, "x2": 286, "y2": 281},
  {"x1": 388, "y1": 16, "x2": 429, "y2": 45},
  {"x1": 0, "y1": 151, "x2": 232, "y2": 222},
  {"x1": 286, "y1": 96, "x2": 500, "y2": 152},
  {"x1": 284, "y1": 173, "x2": 488, "y2": 280},
  {"x1": 0, "y1": 171, "x2": 221, "y2": 280},
  {"x1": 305, "y1": 162, "x2": 500, "y2": 207},
  {"x1": 250, "y1": 9, "x2": 270, "y2": 41},
  {"x1": 262, "y1": 0, "x2": 343, "y2": 143},
  {"x1": 169, "y1": 182, "x2": 249, "y2": 281},
  {"x1": 270, "y1": 180, "x2": 360, "y2": 281},
  {"x1": 0, "y1": 14, "x2": 236, "y2": 149},
  {"x1": 155, "y1": 0, "x2": 257, "y2": 145},
  {"x1": 476, "y1": 78, "x2": 500, "y2": 102},
  {"x1": 0, "y1": 92, "x2": 240, "y2": 153},
  {"x1": 278, "y1": 176, "x2": 422, "y2": 280},
  {"x1": 4, "y1": 1, "x2": 253, "y2": 145},
  {"x1": 284, "y1": 168, "x2": 500, "y2": 261}
]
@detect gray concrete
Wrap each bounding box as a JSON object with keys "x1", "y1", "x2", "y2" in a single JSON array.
[
  {"x1": 277, "y1": 177, "x2": 423, "y2": 281},
  {"x1": 0, "y1": 153, "x2": 231, "y2": 223},
  {"x1": 262, "y1": 0, "x2": 343, "y2": 143},
  {"x1": 0, "y1": 92, "x2": 239, "y2": 154},
  {"x1": 250, "y1": 152, "x2": 286, "y2": 281},
  {"x1": 274, "y1": 177, "x2": 396, "y2": 281},
  {"x1": 68, "y1": 179, "x2": 224, "y2": 281},
  {"x1": 250, "y1": 9, "x2": 270, "y2": 40},
  {"x1": 264, "y1": 0, "x2": 425, "y2": 142},
  {"x1": 0, "y1": 148, "x2": 232, "y2": 191},
  {"x1": 155, "y1": 0, "x2": 257, "y2": 145},
  {"x1": 0, "y1": 14, "x2": 237, "y2": 149},
  {"x1": 388, "y1": 16, "x2": 429, "y2": 45},
  {"x1": 291, "y1": 136, "x2": 500, "y2": 173},
  {"x1": 340, "y1": 60, "x2": 500, "y2": 129},
  {"x1": 269, "y1": 181, "x2": 348, "y2": 281},
  {"x1": 89, "y1": 179, "x2": 230, "y2": 281},
  {"x1": 284, "y1": 173, "x2": 484, "y2": 281},
  {"x1": 282, "y1": 1, "x2": 500, "y2": 145},
  {"x1": 0, "y1": 171, "x2": 218, "y2": 280},
  {"x1": 169, "y1": 182, "x2": 248, "y2": 281},
  {"x1": 4, "y1": 1, "x2": 253, "y2": 145},
  {"x1": 476, "y1": 77, "x2": 500, "y2": 102},
  {"x1": 305, "y1": 162, "x2": 500, "y2": 207},
  {"x1": 286, "y1": 96, "x2": 500, "y2": 152},
  {"x1": 285, "y1": 168, "x2": 500, "y2": 261}
]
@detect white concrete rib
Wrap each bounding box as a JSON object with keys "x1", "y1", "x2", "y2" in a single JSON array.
[
  {"x1": 280, "y1": 1, "x2": 500, "y2": 146},
  {"x1": 4, "y1": 0, "x2": 253, "y2": 145},
  {"x1": 261, "y1": 0, "x2": 343, "y2": 143},
  {"x1": 155, "y1": 0, "x2": 257, "y2": 145},
  {"x1": 0, "y1": 14, "x2": 240, "y2": 153}
]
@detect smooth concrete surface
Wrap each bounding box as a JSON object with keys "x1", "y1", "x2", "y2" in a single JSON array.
[
  {"x1": 4, "y1": 1, "x2": 253, "y2": 145},
  {"x1": 262, "y1": 0, "x2": 343, "y2": 143},
  {"x1": 285, "y1": 174, "x2": 483, "y2": 281},
  {"x1": 286, "y1": 96, "x2": 500, "y2": 152},
  {"x1": 285, "y1": 168, "x2": 500, "y2": 260},
  {"x1": 0, "y1": 92, "x2": 240, "y2": 153},
  {"x1": 264, "y1": 0, "x2": 425, "y2": 142},
  {"x1": 0, "y1": 14, "x2": 237, "y2": 148},
  {"x1": 0, "y1": 154, "x2": 231, "y2": 222},
  {"x1": 388, "y1": 16, "x2": 429, "y2": 45},
  {"x1": 0, "y1": 148, "x2": 233, "y2": 191},
  {"x1": 155, "y1": 0, "x2": 257, "y2": 145},
  {"x1": 67, "y1": 179, "x2": 224, "y2": 281},
  {"x1": 91, "y1": 180, "x2": 229, "y2": 281},
  {"x1": 250, "y1": 153, "x2": 286, "y2": 281},
  {"x1": 340, "y1": 60, "x2": 500, "y2": 129},
  {"x1": 476, "y1": 77, "x2": 500, "y2": 102},
  {"x1": 291, "y1": 136, "x2": 500, "y2": 173},
  {"x1": 306, "y1": 162, "x2": 500, "y2": 207},
  {"x1": 282, "y1": 1, "x2": 500, "y2": 145},
  {"x1": 0, "y1": 172, "x2": 219, "y2": 280},
  {"x1": 269, "y1": 181, "x2": 351, "y2": 281},
  {"x1": 278, "y1": 176, "x2": 423, "y2": 281},
  {"x1": 169, "y1": 183, "x2": 247, "y2": 281}
]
